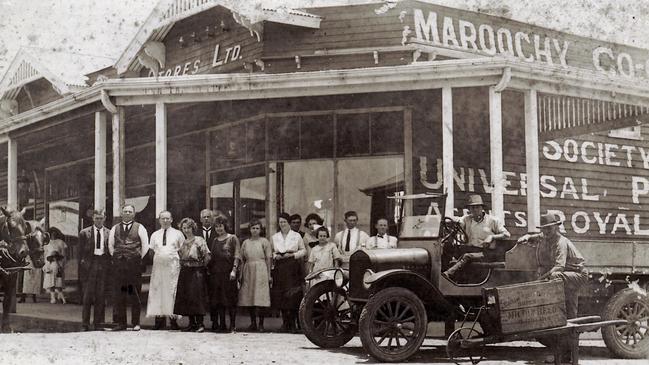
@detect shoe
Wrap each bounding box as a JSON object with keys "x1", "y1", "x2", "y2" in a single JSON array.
[
  {"x1": 441, "y1": 271, "x2": 454, "y2": 281},
  {"x1": 132, "y1": 325, "x2": 141, "y2": 331},
  {"x1": 195, "y1": 325, "x2": 205, "y2": 333},
  {"x1": 18, "y1": 296, "x2": 25, "y2": 303},
  {"x1": 258, "y1": 325, "x2": 265, "y2": 333},
  {"x1": 247, "y1": 323, "x2": 258, "y2": 332},
  {"x1": 112, "y1": 324, "x2": 127, "y2": 331},
  {"x1": 169, "y1": 321, "x2": 180, "y2": 331},
  {"x1": 81, "y1": 325, "x2": 90, "y2": 332}
]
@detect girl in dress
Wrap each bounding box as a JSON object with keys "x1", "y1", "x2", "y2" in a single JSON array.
[
  {"x1": 307, "y1": 226, "x2": 343, "y2": 276},
  {"x1": 173, "y1": 218, "x2": 211, "y2": 332},
  {"x1": 42, "y1": 228, "x2": 67, "y2": 304},
  {"x1": 237, "y1": 219, "x2": 272, "y2": 332}
]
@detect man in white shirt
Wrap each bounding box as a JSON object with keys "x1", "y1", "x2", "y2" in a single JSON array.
[
  {"x1": 334, "y1": 211, "x2": 369, "y2": 257},
  {"x1": 108, "y1": 204, "x2": 149, "y2": 331},
  {"x1": 366, "y1": 218, "x2": 398, "y2": 249},
  {"x1": 147, "y1": 211, "x2": 185, "y2": 330}
]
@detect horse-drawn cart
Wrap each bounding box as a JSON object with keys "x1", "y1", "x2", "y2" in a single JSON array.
[{"x1": 446, "y1": 279, "x2": 628, "y2": 365}]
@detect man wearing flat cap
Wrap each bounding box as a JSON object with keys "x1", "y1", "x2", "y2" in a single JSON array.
[
  {"x1": 442, "y1": 194, "x2": 510, "y2": 280},
  {"x1": 518, "y1": 212, "x2": 588, "y2": 319}
]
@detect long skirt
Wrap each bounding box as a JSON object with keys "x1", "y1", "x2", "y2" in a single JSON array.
[
  {"x1": 270, "y1": 258, "x2": 303, "y2": 310},
  {"x1": 174, "y1": 266, "x2": 208, "y2": 316},
  {"x1": 207, "y1": 271, "x2": 238, "y2": 308}
]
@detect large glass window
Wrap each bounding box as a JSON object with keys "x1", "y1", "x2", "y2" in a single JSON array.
[
  {"x1": 336, "y1": 157, "x2": 404, "y2": 236},
  {"x1": 282, "y1": 160, "x2": 335, "y2": 234}
]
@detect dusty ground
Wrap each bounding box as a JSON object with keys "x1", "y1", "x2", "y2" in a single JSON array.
[{"x1": 1, "y1": 331, "x2": 648, "y2": 365}]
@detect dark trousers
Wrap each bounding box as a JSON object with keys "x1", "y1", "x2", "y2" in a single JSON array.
[
  {"x1": 82, "y1": 255, "x2": 109, "y2": 327},
  {"x1": 549, "y1": 270, "x2": 588, "y2": 319},
  {"x1": 113, "y1": 258, "x2": 142, "y2": 326}
]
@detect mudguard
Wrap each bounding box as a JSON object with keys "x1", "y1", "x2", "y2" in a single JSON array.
[
  {"x1": 305, "y1": 267, "x2": 346, "y2": 283},
  {"x1": 365, "y1": 269, "x2": 458, "y2": 315}
]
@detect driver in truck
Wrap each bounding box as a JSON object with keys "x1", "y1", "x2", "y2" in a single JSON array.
[{"x1": 442, "y1": 194, "x2": 510, "y2": 281}]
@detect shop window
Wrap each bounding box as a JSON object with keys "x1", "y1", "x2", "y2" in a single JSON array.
[
  {"x1": 336, "y1": 157, "x2": 404, "y2": 236},
  {"x1": 371, "y1": 111, "x2": 404, "y2": 154},
  {"x1": 300, "y1": 114, "x2": 334, "y2": 159},
  {"x1": 336, "y1": 113, "x2": 370, "y2": 157},
  {"x1": 268, "y1": 116, "x2": 300, "y2": 160},
  {"x1": 282, "y1": 160, "x2": 334, "y2": 233},
  {"x1": 210, "y1": 124, "x2": 246, "y2": 170},
  {"x1": 246, "y1": 118, "x2": 266, "y2": 163}
]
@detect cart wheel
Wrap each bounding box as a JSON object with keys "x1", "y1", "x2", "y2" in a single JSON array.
[{"x1": 446, "y1": 327, "x2": 484, "y2": 365}]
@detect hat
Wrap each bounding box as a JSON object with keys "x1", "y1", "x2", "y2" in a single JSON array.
[
  {"x1": 537, "y1": 213, "x2": 562, "y2": 228},
  {"x1": 466, "y1": 194, "x2": 484, "y2": 207}
]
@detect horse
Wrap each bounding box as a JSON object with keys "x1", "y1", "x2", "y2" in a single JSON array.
[{"x1": 0, "y1": 207, "x2": 46, "y2": 332}]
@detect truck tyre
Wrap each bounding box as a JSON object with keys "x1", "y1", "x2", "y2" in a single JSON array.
[
  {"x1": 299, "y1": 281, "x2": 356, "y2": 348},
  {"x1": 601, "y1": 288, "x2": 649, "y2": 358},
  {"x1": 359, "y1": 287, "x2": 427, "y2": 362}
]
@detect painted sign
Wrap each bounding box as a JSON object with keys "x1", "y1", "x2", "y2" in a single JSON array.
[
  {"x1": 148, "y1": 43, "x2": 244, "y2": 77},
  {"x1": 387, "y1": 1, "x2": 649, "y2": 80},
  {"x1": 417, "y1": 134, "x2": 649, "y2": 237}
]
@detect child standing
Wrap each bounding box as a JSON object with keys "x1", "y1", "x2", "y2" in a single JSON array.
[
  {"x1": 42, "y1": 234, "x2": 67, "y2": 304},
  {"x1": 307, "y1": 226, "x2": 343, "y2": 276}
]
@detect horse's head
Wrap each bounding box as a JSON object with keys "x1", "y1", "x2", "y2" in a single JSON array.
[
  {"x1": 0, "y1": 207, "x2": 30, "y2": 267},
  {"x1": 25, "y1": 221, "x2": 47, "y2": 269}
]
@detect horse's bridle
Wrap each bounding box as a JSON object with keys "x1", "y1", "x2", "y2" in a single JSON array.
[{"x1": 0, "y1": 217, "x2": 30, "y2": 272}]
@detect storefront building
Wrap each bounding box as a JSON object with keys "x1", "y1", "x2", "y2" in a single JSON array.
[{"x1": 1, "y1": 0, "x2": 649, "y2": 279}]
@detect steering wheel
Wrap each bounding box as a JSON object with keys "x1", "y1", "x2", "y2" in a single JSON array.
[{"x1": 440, "y1": 217, "x2": 468, "y2": 247}]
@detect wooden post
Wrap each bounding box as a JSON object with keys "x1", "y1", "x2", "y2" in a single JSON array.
[
  {"x1": 155, "y1": 102, "x2": 167, "y2": 217},
  {"x1": 112, "y1": 107, "x2": 125, "y2": 223},
  {"x1": 7, "y1": 137, "x2": 17, "y2": 210},
  {"x1": 525, "y1": 90, "x2": 541, "y2": 231},
  {"x1": 404, "y1": 108, "x2": 414, "y2": 216},
  {"x1": 267, "y1": 162, "x2": 277, "y2": 239},
  {"x1": 94, "y1": 112, "x2": 107, "y2": 212},
  {"x1": 442, "y1": 87, "x2": 454, "y2": 217},
  {"x1": 489, "y1": 87, "x2": 504, "y2": 221}
]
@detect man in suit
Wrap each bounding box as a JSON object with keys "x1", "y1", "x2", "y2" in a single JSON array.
[
  {"x1": 79, "y1": 210, "x2": 110, "y2": 331},
  {"x1": 108, "y1": 204, "x2": 149, "y2": 331},
  {"x1": 200, "y1": 209, "x2": 216, "y2": 243},
  {"x1": 334, "y1": 211, "x2": 369, "y2": 259}
]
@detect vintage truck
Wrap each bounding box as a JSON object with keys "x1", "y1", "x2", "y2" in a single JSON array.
[{"x1": 299, "y1": 193, "x2": 649, "y2": 363}]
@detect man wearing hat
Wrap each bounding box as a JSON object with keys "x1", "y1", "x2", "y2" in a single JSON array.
[
  {"x1": 518, "y1": 212, "x2": 587, "y2": 363},
  {"x1": 442, "y1": 194, "x2": 510, "y2": 280},
  {"x1": 518, "y1": 212, "x2": 587, "y2": 318}
]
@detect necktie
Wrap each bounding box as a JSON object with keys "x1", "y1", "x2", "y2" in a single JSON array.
[
  {"x1": 203, "y1": 229, "x2": 209, "y2": 240},
  {"x1": 163, "y1": 228, "x2": 167, "y2": 246},
  {"x1": 95, "y1": 228, "x2": 101, "y2": 250},
  {"x1": 345, "y1": 229, "x2": 351, "y2": 252}
]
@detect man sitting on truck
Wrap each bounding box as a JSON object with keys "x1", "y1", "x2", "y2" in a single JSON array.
[
  {"x1": 442, "y1": 194, "x2": 510, "y2": 281},
  {"x1": 518, "y1": 212, "x2": 588, "y2": 319}
]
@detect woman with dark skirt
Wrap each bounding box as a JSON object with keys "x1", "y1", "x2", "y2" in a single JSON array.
[
  {"x1": 206, "y1": 216, "x2": 241, "y2": 332},
  {"x1": 271, "y1": 212, "x2": 306, "y2": 333},
  {"x1": 173, "y1": 217, "x2": 211, "y2": 333}
]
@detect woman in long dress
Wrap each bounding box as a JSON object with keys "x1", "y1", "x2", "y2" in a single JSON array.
[
  {"x1": 206, "y1": 216, "x2": 240, "y2": 332},
  {"x1": 237, "y1": 219, "x2": 272, "y2": 332},
  {"x1": 173, "y1": 218, "x2": 211, "y2": 333},
  {"x1": 20, "y1": 255, "x2": 42, "y2": 303},
  {"x1": 271, "y1": 212, "x2": 306, "y2": 333},
  {"x1": 146, "y1": 211, "x2": 184, "y2": 330}
]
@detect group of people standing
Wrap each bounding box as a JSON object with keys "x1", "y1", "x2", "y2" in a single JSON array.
[{"x1": 79, "y1": 204, "x2": 398, "y2": 333}]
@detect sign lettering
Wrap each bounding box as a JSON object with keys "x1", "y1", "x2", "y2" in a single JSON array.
[{"x1": 149, "y1": 43, "x2": 243, "y2": 77}]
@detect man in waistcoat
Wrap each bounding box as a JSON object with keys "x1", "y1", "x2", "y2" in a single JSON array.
[
  {"x1": 79, "y1": 210, "x2": 110, "y2": 331},
  {"x1": 108, "y1": 204, "x2": 149, "y2": 331}
]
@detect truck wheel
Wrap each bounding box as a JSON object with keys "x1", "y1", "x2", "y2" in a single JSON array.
[
  {"x1": 602, "y1": 288, "x2": 649, "y2": 358},
  {"x1": 359, "y1": 287, "x2": 427, "y2": 362},
  {"x1": 299, "y1": 281, "x2": 356, "y2": 348}
]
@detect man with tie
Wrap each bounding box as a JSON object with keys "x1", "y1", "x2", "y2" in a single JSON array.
[
  {"x1": 146, "y1": 210, "x2": 184, "y2": 330},
  {"x1": 79, "y1": 210, "x2": 110, "y2": 331},
  {"x1": 108, "y1": 204, "x2": 149, "y2": 331},
  {"x1": 200, "y1": 209, "x2": 216, "y2": 243},
  {"x1": 366, "y1": 218, "x2": 398, "y2": 249},
  {"x1": 334, "y1": 211, "x2": 369, "y2": 261}
]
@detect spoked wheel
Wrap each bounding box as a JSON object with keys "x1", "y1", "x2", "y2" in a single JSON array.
[
  {"x1": 299, "y1": 281, "x2": 356, "y2": 348},
  {"x1": 602, "y1": 288, "x2": 649, "y2": 358},
  {"x1": 446, "y1": 327, "x2": 485, "y2": 365},
  {"x1": 359, "y1": 287, "x2": 427, "y2": 362}
]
